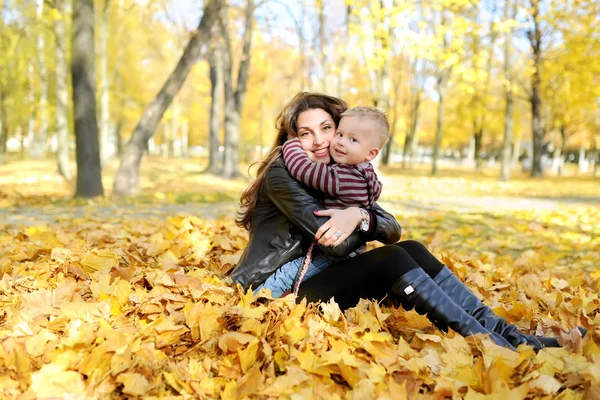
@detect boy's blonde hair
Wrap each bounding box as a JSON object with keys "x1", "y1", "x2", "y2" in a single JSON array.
[{"x1": 340, "y1": 106, "x2": 389, "y2": 147}]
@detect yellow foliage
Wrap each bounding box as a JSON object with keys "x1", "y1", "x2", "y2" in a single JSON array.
[{"x1": 0, "y1": 201, "x2": 598, "y2": 398}]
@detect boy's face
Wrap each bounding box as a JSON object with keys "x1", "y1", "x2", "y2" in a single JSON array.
[{"x1": 330, "y1": 116, "x2": 380, "y2": 165}]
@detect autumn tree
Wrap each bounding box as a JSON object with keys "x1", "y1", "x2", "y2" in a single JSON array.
[
  {"x1": 542, "y1": 0, "x2": 600, "y2": 176},
  {"x1": 98, "y1": 0, "x2": 112, "y2": 166},
  {"x1": 72, "y1": 0, "x2": 104, "y2": 197},
  {"x1": 524, "y1": 0, "x2": 545, "y2": 177},
  {"x1": 463, "y1": 2, "x2": 498, "y2": 172},
  {"x1": 53, "y1": 0, "x2": 73, "y2": 180},
  {"x1": 206, "y1": 38, "x2": 224, "y2": 174},
  {"x1": 0, "y1": 0, "x2": 9, "y2": 163},
  {"x1": 347, "y1": 0, "x2": 399, "y2": 165},
  {"x1": 428, "y1": 1, "x2": 469, "y2": 176},
  {"x1": 27, "y1": 0, "x2": 49, "y2": 159},
  {"x1": 112, "y1": 0, "x2": 222, "y2": 197},
  {"x1": 0, "y1": 0, "x2": 28, "y2": 164},
  {"x1": 400, "y1": 4, "x2": 427, "y2": 169},
  {"x1": 219, "y1": 0, "x2": 256, "y2": 179},
  {"x1": 500, "y1": 0, "x2": 516, "y2": 181}
]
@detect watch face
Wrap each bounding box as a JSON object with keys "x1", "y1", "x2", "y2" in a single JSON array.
[{"x1": 360, "y1": 220, "x2": 369, "y2": 231}]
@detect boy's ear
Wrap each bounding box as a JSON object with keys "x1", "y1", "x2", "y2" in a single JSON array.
[{"x1": 365, "y1": 147, "x2": 380, "y2": 162}]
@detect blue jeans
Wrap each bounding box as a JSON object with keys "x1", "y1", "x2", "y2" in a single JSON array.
[{"x1": 254, "y1": 253, "x2": 332, "y2": 298}]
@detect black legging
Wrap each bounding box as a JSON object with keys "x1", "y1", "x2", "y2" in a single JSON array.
[{"x1": 297, "y1": 240, "x2": 444, "y2": 310}]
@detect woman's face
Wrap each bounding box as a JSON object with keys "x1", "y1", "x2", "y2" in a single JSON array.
[{"x1": 295, "y1": 108, "x2": 335, "y2": 164}]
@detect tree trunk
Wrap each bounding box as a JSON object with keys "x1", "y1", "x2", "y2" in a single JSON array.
[
  {"x1": 169, "y1": 97, "x2": 180, "y2": 157},
  {"x1": 72, "y1": 0, "x2": 103, "y2": 197},
  {"x1": 403, "y1": 87, "x2": 421, "y2": 169},
  {"x1": 0, "y1": 92, "x2": 6, "y2": 164},
  {"x1": 112, "y1": 0, "x2": 221, "y2": 196},
  {"x1": 99, "y1": 0, "x2": 112, "y2": 166},
  {"x1": 221, "y1": 87, "x2": 240, "y2": 178},
  {"x1": 594, "y1": 100, "x2": 599, "y2": 177},
  {"x1": 472, "y1": 3, "x2": 496, "y2": 173},
  {"x1": 36, "y1": 0, "x2": 49, "y2": 158},
  {"x1": 557, "y1": 125, "x2": 567, "y2": 176},
  {"x1": 431, "y1": 78, "x2": 444, "y2": 176},
  {"x1": 27, "y1": 0, "x2": 49, "y2": 159},
  {"x1": 511, "y1": 140, "x2": 521, "y2": 167},
  {"x1": 115, "y1": 119, "x2": 124, "y2": 157},
  {"x1": 161, "y1": 125, "x2": 169, "y2": 158},
  {"x1": 500, "y1": 0, "x2": 514, "y2": 181},
  {"x1": 578, "y1": 145, "x2": 587, "y2": 174},
  {"x1": 381, "y1": 136, "x2": 393, "y2": 165},
  {"x1": 474, "y1": 128, "x2": 483, "y2": 172},
  {"x1": 206, "y1": 40, "x2": 224, "y2": 173},
  {"x1": 181, "y1": 118, "x2": 188, "y2": 158},
  {"x1": 27, "y1": 62, "x2": 37, "y2": 157},
  {"x1": 54, "y1": 0, "x2": 72, "y2": 181},
  {"x1": 221, "y1": 0, "x2": 255, "y2": 179},
  {"x1": 529, "y1": 0, "x2": 544, "y2": 177},
  {"x1": 381, "y1": 52, "x2": 404, "y2": 167},
  {"x1": 500, "y1": 92, "x2": 514, "y2": 180},
  {"x1": 531, "y1": 70, "x2": 543, "y2": 177}
]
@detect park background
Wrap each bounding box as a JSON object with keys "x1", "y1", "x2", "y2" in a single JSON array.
[{"x1": 1, "y1": 0, "x2": 600, "y2": 399}]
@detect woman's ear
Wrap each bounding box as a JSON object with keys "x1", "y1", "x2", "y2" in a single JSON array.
[{"x1": 365, "y1": 147, "x2": 380, "y2": 162}]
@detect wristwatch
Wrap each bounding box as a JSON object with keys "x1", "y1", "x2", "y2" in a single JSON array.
[{"x1": 358, "y1": 208, "x2": 370, "y2": 232}]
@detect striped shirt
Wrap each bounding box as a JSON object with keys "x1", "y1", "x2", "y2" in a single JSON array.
[{"x1": 282, "y1": 138, "x2": 382, "y2": 208}]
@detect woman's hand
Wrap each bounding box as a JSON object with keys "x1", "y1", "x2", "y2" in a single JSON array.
[{"x1": 314, "y1": 207, "x2": 362, "y2": 247}]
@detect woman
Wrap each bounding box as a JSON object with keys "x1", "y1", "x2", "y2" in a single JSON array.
[{"x1": 231, "y1": 92, "x2": 583, "y2": 351}]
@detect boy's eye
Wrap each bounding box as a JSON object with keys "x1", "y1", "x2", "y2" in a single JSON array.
[{"x1": 350, "y1": 138, "x2": 357, "y2": 143}]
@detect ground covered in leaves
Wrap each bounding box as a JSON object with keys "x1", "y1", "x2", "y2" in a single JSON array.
[{"x1": 1, "y1": 159, "x2": 599, "y2": 399}]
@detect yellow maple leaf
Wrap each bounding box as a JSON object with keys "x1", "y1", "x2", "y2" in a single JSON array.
[
  {"x1": 321, "y1": 297, "x2": 342, "y2": 324},
  {"x1": 238, "y1": 340, "x2": 259, "y2": 374},
  {"x1": 80, "y1": 249, "x2": 120, "y2": 274},
  {"x1": 163, "y1": 371, "x2": 193, "y2": 394},
  {"x1": 117, "y1": 372, "x2": 150, "y2": 396},
  {"x1": 260, "y1": 366, "x2": 309, "y2": 396},
  {"x1": 219, "y1": 332, "x2": 258, "y2": 352},
  {"x1": 157, "y1": 250, "x2": 180, "y2": 270},
  {"x1": 361, "y1": 339, "x2": 398, "y2": 368},
  {"x1": 292, "y1": 344, "x2": 334, "y2": 377}
]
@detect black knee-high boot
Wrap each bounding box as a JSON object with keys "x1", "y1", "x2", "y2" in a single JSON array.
[
  {"x1": 433, "y1": 266, "x2": 587, "y2": 351},
  {"x1": 391, "y1": 268, "x2": 516, "y2": 350}
]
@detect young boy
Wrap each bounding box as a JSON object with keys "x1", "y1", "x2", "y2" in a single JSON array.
[
  {"x1": 256, "y1": 106, "x2": 390, "y2": 297},
  {"x1": 283, "y1": 106, "x2": 388, "y2": 209}
]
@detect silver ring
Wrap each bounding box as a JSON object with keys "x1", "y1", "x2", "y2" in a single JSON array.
[{"x1": 333, "y1": 231, "x2": 341, "y2": 238}]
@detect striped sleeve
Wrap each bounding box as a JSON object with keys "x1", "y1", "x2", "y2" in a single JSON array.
[
  {"x1": 334, "y1": 165, "x2": 372, "y2": 206},
  {"x1": 359, "y1": 163, "x2": 382, "y2": 206},
  {"x1": 282, "y1": 138, "x2": 340, "y2": 196}
]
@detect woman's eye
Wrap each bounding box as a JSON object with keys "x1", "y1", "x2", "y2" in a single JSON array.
[
  {"x1": 300, "y1": 131, "x2": 309, "y2": 137},
  {"x1": 323, "y1": 125, "x2": 331, "y2": 130}
]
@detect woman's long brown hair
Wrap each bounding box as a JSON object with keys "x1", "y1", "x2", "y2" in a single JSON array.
[{"x1": 236, "y1": 92, "x2": 348, "y2": 230}]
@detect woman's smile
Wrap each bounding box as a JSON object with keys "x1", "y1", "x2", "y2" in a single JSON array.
[{"x1": 312, "y1": 147, "x2": 329, "y2": 158}]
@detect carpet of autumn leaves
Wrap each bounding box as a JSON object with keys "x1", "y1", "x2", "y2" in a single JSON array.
[{"x1": 1, "y1": 160, "x2": 600, "y2": 399}]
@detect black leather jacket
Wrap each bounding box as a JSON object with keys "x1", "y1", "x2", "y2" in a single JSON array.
[{"x1": 231, "y1": 158, "x2": 402, "y2": 290}]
